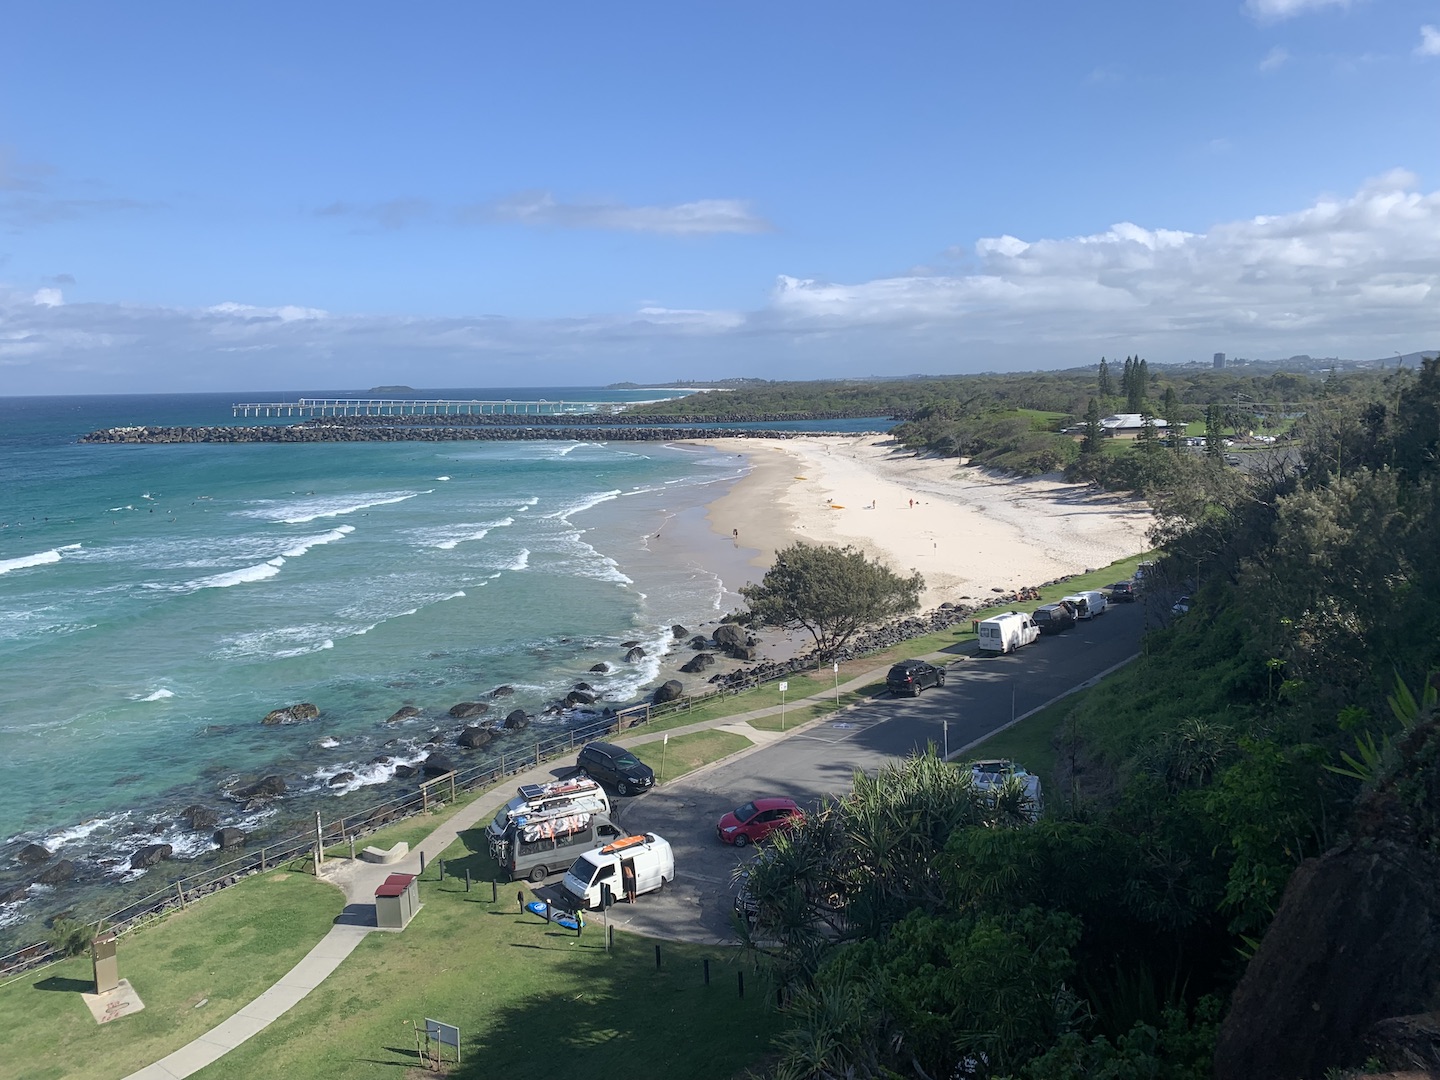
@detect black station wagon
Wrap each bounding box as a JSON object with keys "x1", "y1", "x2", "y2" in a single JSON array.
[
  {"x1": 576, "y1": 741, "x2": 655, "y2": 796},
  {"x1": 886, "y1": 660, "x2": 945, "y2": 697}
]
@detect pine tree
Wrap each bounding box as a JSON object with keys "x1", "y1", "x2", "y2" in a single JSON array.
[
  {"x1": 1162, "y1": 386, "x2": 1182, "y2": 451},
  {"x1": 1081, "y1": 397, "x2": 1104, "y2": 455},
  {"x1": 1122, "y1": 357, "x2": 1134, "y2": 402},
  {"x1": 1204, "y1": 404, "x2": 1223, "y2": 458},
  {"x1": 1098, "y1": 357, "x2": 1113, "y2": 399},
  {"x1": 1137, "y1": 412, "x2": 1160, "y2": 452},
  {"x1": 1126, "y1": 357, "x2": 1145, "y2": 414}
]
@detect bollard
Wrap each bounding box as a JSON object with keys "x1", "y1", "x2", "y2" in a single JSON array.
[
  {"x1": 655, "y1": 944, "x2": 662, "y2": 971},
  {"x1": 517, "y1": 890, "x2": 524, "y2": 912},
  {"x1": 575, "y1": 916, "x2": 582, "y2": 938},
  {"x1": 348, "y1": 836, "x2": 356, "y2": 861},
  {"x1": 607, "y1": 925, "x2": 614, "y2": 951},
  {"x1": 465, "y1": 869, "x2": 471, "y2": 892},
  {"x1": 738, "y1": 971, "x2": 745, "y2": 998},
  {"x1": 438, "y1": 858, "x2": 445, "y2": 882},
  {"x1": 492, "y1": 880, "x2": 498, "y2": 903},
  {"x1": 703, "y1": 958, "x2": 710, "y2": 985},
  {"x1": 419, "y1": 851, "x2": 427, "y2": 875}
]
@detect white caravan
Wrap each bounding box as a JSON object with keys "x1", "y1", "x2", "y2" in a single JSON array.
[
  {"x1": 561, "y1": 833, "x2": 675, "y2": 911},
  {"x1": 976, "y1": 612, "x2": 1040, "y2": 655},
  {"x1": 487, "y1": 776, "x2": 611, "y2": 845}
]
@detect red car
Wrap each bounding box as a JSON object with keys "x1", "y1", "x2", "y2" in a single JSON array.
[{"x1": 716, "y1": 797, "x2": 803, "y2": 847}]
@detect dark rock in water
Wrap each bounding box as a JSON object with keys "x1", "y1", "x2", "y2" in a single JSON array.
[
  {"x1": 111, "y1": 773, "x2": 145, "y2": 785},
  {"x1": 589, "y1": 663, "x2": 610, "y2": 673},
  {"x1": 680, "y1": 653, "x2": 716, "y2": 674},
  {"x1": 504, "y1": 709, "x2": 529, "y2": 730},
  {"x1": 261, "y1": 702, "x2": 319, "y2": 726},
  {"x1": 653, "y1": 679, "x2": 684, "y2": 705},
  {"x1": 386, "y1": 706, "x2": 421, "y2": 724},
  {"x1": 574, "y1": 681, "x2": 592, "y2": 692},
  {"x1": 489, "y1": 685, "x2": 514, "y2": 698},
  {"x1": 457, "y1": 726, "x2": 496, "y2": 749},
  {"x1": 233, "y1": 775, "x2": 287, "y2": 800},
  {"x1": 448, "y1": 702, "x2": 489, "y2": 719},
  {"x1": 130, "y1": 843, "x2": 173, "y2": 870},
  {"x1": 566, "y1": 690, "x2": 596, "y2": 706},
  {"x1": 621, "y1": 640, "x2": 642, "y2": 649},
  {"x1": 327, "y1": 772, "x2": 356, "y2": 786},
  {"x1": 688, "y1": 635, "x2": 709, "y2": 650},
  {"x1": 15, "y1": 843, "x2": 50, "y2": 865},
  {"x1": 34, "y1": 859, "x2": 75, "y2": 886},
  {"x1": 422, "y1": 753, "x2": 456, "y2": 777},
  {"x1": 369, "y1": 755, "x2": 392, "y2": 765},
  {"x1": 712, "y1": 624, "x2": 746, "y2": 650},
  {"x1": 215, "y1": 827, "x2": 247, "y2": 850},
  {"x1": 672, "y1": 624, "x2": 688, "y2": 638},
  {"x1": 393, "y1": 763, "x2": 418, "y2": 779},
  {"x1": 624, "y1": 647, "x2": 645, "y2": 662},
  {"x1": 0, "y1": 884, "x2": 27, "y2": 904},
  {"x1": 180, "y1": 804, "x2": 218, "y2": 831}
]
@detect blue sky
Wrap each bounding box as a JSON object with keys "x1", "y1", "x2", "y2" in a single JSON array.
[{"x1": 2, "y1": 1, "x2": 1439, "y2": 393}]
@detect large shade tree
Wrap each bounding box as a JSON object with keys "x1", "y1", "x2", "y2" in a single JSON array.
[{"x1": 740, "y1": 542, "x2": 924, "y2": 656}]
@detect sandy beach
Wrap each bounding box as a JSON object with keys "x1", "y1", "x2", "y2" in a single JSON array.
[{"x1": 702, "y1": 435, "x2": 1154, "y2": 610}]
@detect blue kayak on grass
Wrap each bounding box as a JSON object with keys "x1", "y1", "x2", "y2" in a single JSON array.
[{"x1": 525, "y1": 900, "x2": 585, "y2": 931}]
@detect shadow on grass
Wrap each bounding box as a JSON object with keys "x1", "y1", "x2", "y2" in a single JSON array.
[{"x1": 33, "y1": 975, "x2": 93, "y2": 993}]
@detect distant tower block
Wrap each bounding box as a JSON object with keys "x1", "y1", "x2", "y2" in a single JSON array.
[{"x1": 1213, "y1": 352, "x2": 1227, "y2": 370}]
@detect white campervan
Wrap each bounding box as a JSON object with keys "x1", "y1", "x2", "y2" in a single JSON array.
[
  {"x1": 976, "y1": 612, "x2": 1040, "y2": 655},
  {"x1": 1061, "y1": 590, "x2": 1108, "y2": 619},
  {"x1": 561, "y1": 832, "x2": 675, "y2": 910}
]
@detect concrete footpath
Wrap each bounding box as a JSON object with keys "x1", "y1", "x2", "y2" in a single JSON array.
[{"x1": 121, "y1": 654, "x2": 922, "y2": 1079}]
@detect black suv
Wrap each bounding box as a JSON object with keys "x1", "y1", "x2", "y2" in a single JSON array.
[
  {"x1": 1107, "y1": 581, "x2": 1137, "y2": 602},
  {"x1": 1032, "y1": 602, "x2": 1077, "y2": 634},
  {"x1": 576, "y1": 741, "x2": 655, "y2": 795},
  {"x1": 886, "y1": 660, "x2": 945, "y2": 697}
]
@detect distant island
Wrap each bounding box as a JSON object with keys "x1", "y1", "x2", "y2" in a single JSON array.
[{"x1": 367, "y1": 385, "x2": 416, "y2": 394}]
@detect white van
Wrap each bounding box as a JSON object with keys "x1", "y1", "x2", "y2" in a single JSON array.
[
  {"x1": 561, "y1": 832, "x2": 675, "y2": 911},
  {"x1": 1061, "y1": 591, "x2": 1108, "y2": 619},
  {"x1": 976, "y1": 612, "x2": 1040, "y2": 655}
]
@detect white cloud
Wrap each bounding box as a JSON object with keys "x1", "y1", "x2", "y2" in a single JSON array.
[
  {"x1": 1244, "y1": 0, "x2": 1349, "y2": 22},
  {"x1": 473, "y1": 191, "x2": 772, "y2": 235},
  {"x1": 32, "y1": 288, "x2": 62, "y2": 307},
  {"x1": 1259, "y1": 46, "x2": 1291, "y2": 71},
  {"x1": 2, "y1": 173, "x2": 1438, "y2": 391},
  {"x1": 1417, "y1": 25, "x2": 1440, "y2": 56}
]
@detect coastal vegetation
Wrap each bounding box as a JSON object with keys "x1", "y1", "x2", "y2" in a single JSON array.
[{"x1": 740, "y1": 359, "x2": 1440, "y2": 1079}]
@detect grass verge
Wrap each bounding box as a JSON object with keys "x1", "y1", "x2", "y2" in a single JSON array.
[
  {"x1": 199, "y1": 833, "x2": 784, "y2": 1080},
  {"x1": 0, "y1": 871, "x2": 340, "y2": 1080},
  {"x1": 960, "y1": 687, "x2": 1094, "y2": 797},
  {"x1": 633, "y1": 729, "x2": 752, "y2": 784}
]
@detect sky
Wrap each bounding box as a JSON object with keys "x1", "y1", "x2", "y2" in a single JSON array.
[{"x1": 2, "y1": 1, "x2": 1439, "y2": 394}]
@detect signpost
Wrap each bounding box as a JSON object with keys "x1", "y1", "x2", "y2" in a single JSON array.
[
  {"x1": 659, "y1": 732, "x2": 669, "y2": 783},
  {"x1": 833, "y1": 661, "x2": 840, "y2": 705},
  {"x1": 421, "y1": 1018, "x2": 461, "y2": 1067},
  {"x1": 778, "y1": 681, "x2": 788, "y2": 730}
]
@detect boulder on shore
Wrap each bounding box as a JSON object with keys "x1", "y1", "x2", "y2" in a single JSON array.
[
  {"x1": 653, "y1": 679, "x2": 684, "y2": 705},
  {"x1": 671, "y1": 624, "x2": 689, "y2": 638},
  {"x1": 15, "y1": 842, "x2": 50, "y2": 865},
  {"x1": 688, "y1": 635, "x2": 709, "y2": 650},
  {"x1": 421, "y1": 753, "x2": 456, "y2": 777},
  {"x1": 489, "y1": 685, "x2": 514, "y2": 698},
  {"x1": 180, "y1": 804, "x2": 218, "y2": 831},
  {"x1": 327, "y1": 772, "x2": 356, "y2": 787},
  {"x1": 34, "y1": 859, "x2": 75, "y2": 886},
  {"x1": 261, "y1": 702, "x2": 319, "y2": 726},
  {"x1": 448, "y1": 702, "x2": 489, "y2": 720},
  {"x1": 386, "y1": 706, "x2": 422, "y2": 724},
  {"x1": 457, "y1": 726, "x2": 496, "y2": 750},
  {"x1": 130, "y1": 843, "x2": 173, "y2": 870},
  {"x1": 680, "y1": 653, "x2": 716, "y2": 674},
  {"x1": 712, "y1": 624, "x2": 746, "y2": 650},
  {"x1": 566, "y1": 690, "x2": 596, "y2": 706},
  {"x1": 624, "y1": 647, "x2": 646, "y2": 663},
  {"x1": 0, "y1": 884, "x2": 27, "y2": 904},
  {"x1": 233, "y1": 775, "x2": 287, "y2": 800},
  {"x1": 214, "y1": 827, "x2": 247, "y2": 850},
  {"x1": 504, "y1": 709, "x2": 530, "y2": 731},
  {"x1": 589, "y1": 663, "x2": 610, "y2": 674},
  {"x1": 393, "y1": 763, "x2": 418, "y2": 779}
]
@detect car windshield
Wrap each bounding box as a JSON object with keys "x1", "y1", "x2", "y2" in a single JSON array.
[
  {"x1": 614, "y1": 753, "x2": 643, "y2": 770},
  {"x1": 568, "y1": 854, "x2": 602, "y2": 883},
  {"x1": 734, "y1": 801, "x2": 758, "y2": 822}
]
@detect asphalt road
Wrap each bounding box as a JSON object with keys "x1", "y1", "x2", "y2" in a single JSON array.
[{"x1": 539, "y1": 600, "x2": 1149, "y2": 943}]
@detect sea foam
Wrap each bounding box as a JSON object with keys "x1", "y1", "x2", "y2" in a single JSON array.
[{"x1": 0, "y1": 544, "x2": 80, "y2": 575}]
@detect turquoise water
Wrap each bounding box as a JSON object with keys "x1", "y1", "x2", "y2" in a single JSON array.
[{"x1": 0, "y1": 388, "x2": 763, "y2": 942}]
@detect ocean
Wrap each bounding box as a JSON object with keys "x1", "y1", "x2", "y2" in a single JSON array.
[{"x1": 0, "y1": 387, "x2": 782, "y2": 946}]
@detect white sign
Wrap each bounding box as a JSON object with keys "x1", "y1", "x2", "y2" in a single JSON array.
[
  {"x1": 778, "y1": 681, "x2": 788, "y2": 692},
  {"x1": 426, "y1": 1019, "x2": 460, "y2": 1049},
  {"x1": 833, "y1": 662, "x2": 838, "y2": 673}
]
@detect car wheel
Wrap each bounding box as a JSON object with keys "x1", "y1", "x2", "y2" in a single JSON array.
[
  {"x1": 913, "y1": 686, "x2": 922, "y2": 697},
  {"x1": 617, "y1": 779, "x2": 631, "y2": 796},
  {"x1": 528, "y1": 865, "x2": 548, "y2": 884},
  {"x1": 733, "y1": 833, "x2": 750, "y2": 848},
  {"x1": 937, "y1": 672, "x2": 946, "y2": 686}
]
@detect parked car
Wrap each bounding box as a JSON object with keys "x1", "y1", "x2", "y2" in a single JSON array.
[
  {"x1": 717, "y1": 797, "x2": 803, "y2": 847},
  {"x1": 1172, "y1": 596, "x2": 1192, "y2": 615},
  {"x1": 1107, "y1": 581, "x2": 1137, "y2": 602},
  {"x1": 976, "y1": 612, "x2": 1041, "y2": 655},
  {"x1": 1032, "y1": 602, "x2": 1077, "y2": 634},
  {"x1": 1061, "y1": 590, "x2": 1108, "y2": 619},
  {"x1": 887, "y1": 660, "x2": 946, "y2": 696},
  {"x1": 576, "y1": 741, "x2": 656, "y2": 796}
]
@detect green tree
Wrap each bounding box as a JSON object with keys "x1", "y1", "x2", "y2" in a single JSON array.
[
  {"x1": 1162, "y1": 387, "x2": 1183, "y2": 451},
  {"x1": 1204, "y1": 404, "x2": 1223, "y2": 459},
  {"x1": 1081, "y1": 397, "x2": 1105, "y2": 455},
  {"x1": 1127, "y1": 360, "x2": 1146, "y2": 413},
  {"x1": 1136, "y1": 412, "x2": 1160, "y2": 453},
  {"x1": 740, "y1": 542, "x2": 923, "y2": 656},
  {"x1": 1098, "y1": 357, "x2": 1114, "y2": 398}
]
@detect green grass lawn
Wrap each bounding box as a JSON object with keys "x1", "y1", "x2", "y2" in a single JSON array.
[
  {"x1": 632, "y1": 729, "x2": 752, "y2": 784},
  {"x1": 960, "y1": 687, "x2": 1094, "y2": 802},
  {"x1": 199, "y1": 832, "x2": 784, "y2": 1080},
  {"x1": 0, "y1": 871, "x2": 341, "y2": 1080}
]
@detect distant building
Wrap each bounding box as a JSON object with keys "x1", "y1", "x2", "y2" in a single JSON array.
[
  {"x1": 1100, "y1": 413, "x2": 1169, "y2": 437},
  {"x1": 1214, "y1": 352, "x2": 1227, "y2": 369}
]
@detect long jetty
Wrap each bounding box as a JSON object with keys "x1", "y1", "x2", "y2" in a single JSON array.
[{"x1": 232, "y1": 398, "x2": 618, "y2": 418}]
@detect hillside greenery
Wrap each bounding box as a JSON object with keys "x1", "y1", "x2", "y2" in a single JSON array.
[{"x1": 743, "y1": 359, "x2": 1440, "y2": 1079}]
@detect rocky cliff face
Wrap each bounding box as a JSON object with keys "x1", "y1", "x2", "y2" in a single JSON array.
[{"x1": 1215, "y1": 715, "x2": 1440, "y2": 1080}]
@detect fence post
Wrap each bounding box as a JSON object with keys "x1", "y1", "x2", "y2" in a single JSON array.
[
  {"x1": 449, "y1": 772, "x2": 456, "y2": 802},
  {"x1": 176, "y1": 881, "x2": 186, "y2": 909},
  {"x1": 535, "y1": 741, "x2": 541, "y2": 768}
]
